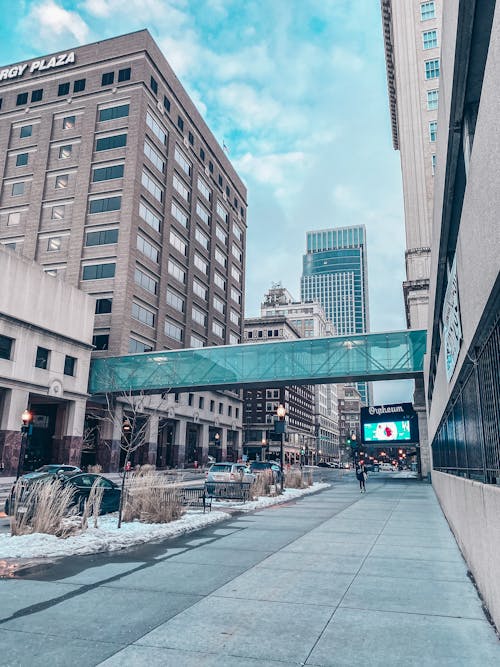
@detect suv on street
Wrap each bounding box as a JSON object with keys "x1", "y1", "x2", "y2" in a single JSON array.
[{"x1": 205, "y1": 463, "x2": 255, "y2": 493}]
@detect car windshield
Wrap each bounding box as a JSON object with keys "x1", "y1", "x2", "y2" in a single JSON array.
[
  {"x1": 250, "y1": 462, "x2": 270, "y2": 470},
  {"x1": 210, "y1": 464, "x2": 232, "y2": 473}
]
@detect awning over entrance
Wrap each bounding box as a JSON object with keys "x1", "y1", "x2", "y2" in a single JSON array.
[{"x1": 89, "y1": 329, "x2": 426, "y2": 395}]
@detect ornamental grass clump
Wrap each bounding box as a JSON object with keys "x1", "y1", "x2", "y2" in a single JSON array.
[
  {"x1": 10, "y1": 478, "x2": 76, "y2": 537},
  {"x1": 251, "y1": 470, "x2": 276, "y2": 499},
  {"x1": 122, "y1": 471, "x2": 184, "y2": 524},
  {"x1": 284, "y1": 469, "x2": 312, "y2": 489}
]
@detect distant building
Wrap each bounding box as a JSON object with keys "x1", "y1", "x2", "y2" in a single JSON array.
[
  {"x1": 260, "y1": 285, "x2": 340, "y2": 461},
  {"x1": 301, "y1": 226, "x2": 372, "y2": 405},
  {"x1": 243, "y1": 315, "x2": 314, "y2": 463},
  {"x1": 337, "y1": 384, "x2": 362, "y2": 463},
  {"x1": 0, "y1": 30, "x2": 247, "y2": 470}
]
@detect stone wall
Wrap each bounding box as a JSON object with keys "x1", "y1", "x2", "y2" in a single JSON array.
[{"x1": 432, "y1": 471, "x2": 500, "y2": 630}]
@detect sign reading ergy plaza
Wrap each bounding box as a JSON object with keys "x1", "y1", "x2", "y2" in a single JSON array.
[{"x1": 0, "y1": 52, "x2": 75, "y2": 81}]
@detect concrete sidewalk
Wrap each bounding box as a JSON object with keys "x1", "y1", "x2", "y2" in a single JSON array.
[{"x1": 1, "y1": 475, "x2": 499, "y2": 666}]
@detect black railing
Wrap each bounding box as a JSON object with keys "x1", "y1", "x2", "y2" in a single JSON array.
[{"x1": 432, "y1": 320, "x2": 500, "y2": 483}]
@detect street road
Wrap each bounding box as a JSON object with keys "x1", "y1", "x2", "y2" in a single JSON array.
[{"x1": 1, "y1": 472, "x2": 499, "y2": 666}]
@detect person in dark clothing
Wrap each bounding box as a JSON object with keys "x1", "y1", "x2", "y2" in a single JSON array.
[{"x1": 356, "y1": 461, "x2": 367, "y2": 493}]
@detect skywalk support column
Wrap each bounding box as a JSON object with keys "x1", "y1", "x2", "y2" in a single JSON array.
[
  {"x1": 145, "y1": 414, "x2": 159, "y2": 466},
  {"x1": 199, "y1": 423, "x2": 209, "y2": 467},
  {"x1": 61, "y1": 399, "x2": 86, "y2": 466},
  {"x1": 0, "y1": 388, "x2": 29, "y2": 476},
  {"x1": 220, "y1": 428, "x2": 228, "y2": 462},
  {"x1": 98, "y1": 402, "x2": 122, "y2": 472},
  {"x1": 173, "y1": 419, "x2": 187, "y2": 468}
]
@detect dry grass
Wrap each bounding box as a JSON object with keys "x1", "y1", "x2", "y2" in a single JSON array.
[
  {"x1": 87, "y1": 464, "x2": 103, "y2": 474},
  {"x1": 122, "y1": 472, "x2": 184, "y2": 524},
  {"x1": 134, "y1": 464, "x2": 156, "y2": 475},
  {"x1": 284, "y1": 469, "x2": 313, "y2": 489},
  {"x1": 251, "y1": 470, "x2": 277, "y2": 499},
  {"x1": 10, "y1": 479, "x2": 77, "y2": 537},
  {"x1": 81, "y1": 479, "x2": 105, "y2": 529}
]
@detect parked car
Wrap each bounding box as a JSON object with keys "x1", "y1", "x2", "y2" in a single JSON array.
[
  {"x1": 5, "y1": 471, "x2": 120, "y2": 516},
  {"x1": 249, "y1": 460, "x2": 282, "y2": 483},
  {"x1": 20, "y1": 464, "x2": 81, "y2": 481},
  {"x1": 379, "y1": 462, "x2": 396, "y2": 472},
  {"x1": 317, "y1": 461, "x2": 333, "y2": 468},
  {"x1": 205, "y1": 463, "x2": 255, "y2": 493}
]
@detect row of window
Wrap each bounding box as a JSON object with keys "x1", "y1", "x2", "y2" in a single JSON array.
[{"x1": 0, "y1": 335, "x2": 77, "y2": 375}]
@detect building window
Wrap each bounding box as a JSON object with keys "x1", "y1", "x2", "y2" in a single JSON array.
[
  {"x1": 142, "y1": 170, "x2": 164, "y2": 202},
  {"x1": 194, "y1": 253, "x2": 208, "y2": 275},
  {"x1": 137, "y1": 234, "x2": 159, "y2": 263},
  {"x1": 63, "y1": 115, "x2": 76, "y2": 129},
  {"x1": 170, "y1": 229, "x2": 187, "y2": 255},
  {"x1": 192, "y1": 306, "x2": 206, "y2": 326},
  {"x1": 31, "y1": 89, "x2": 43, "y2": 103},
  {"x1": 101, "y1": 71, "x2": 114, "y2": 86},
  {"x1": 172, "y1": 174, "x2": 189, "y2": 202},
  {"x1": 47, "y1": 237, "x2": 61, "y2": 252},
  {"x1": 98, "y1": 104, "x2": 129, "y2": 122},
  {"x1": 82, "y1": 263, "x2": 116, "y2": 280},
  {"x1": 58, "y1": 82, "x2": 70, "y2": 96},
  {"x1": 165, "y1": 319, "x2": 183, "y2": 342},
  {"x1": 214, "y1": 272, "x2": 226, "y2": 291},
  {"x1": 64, "y1": 355, "x2": 76, "y2": 376},
  {"x1": 19, "y1": 125, "x2": 32, "y2": 139},
  {"x1": 175, "y1": 146, "x2": 191, "y2": 176},
  {"x1": 212, "y1": 321, "x2": 224, "y2": 338},
  {"x1": 144, "y1": 140, "x2": 165, "y2": 172},
  {"x1": 51, "y1": 205, "x2": 65, "y2": 220},
  {"x1": 95, "y1": 298, "x2": 112, "y2": 314},
  {"x1": 420, "y1": 2, "x2": 436, "y2": 20},
  {"x1": 431, "y1": 154, "x2": 436, "y2": 175},
  {"x1": 8, "y1": 211, "x2": 21, "y2": 226},
  {"x1": 16, "y1": 92, "x2": 28, "y2": 106},
  {"x1": 200, "y1": 147, "x2": 205, "y2": 161},
  {"x1": 16, "y1": 153, "x2": 28, "y2": 167},
  {"x1": 429, "y1": 121, "x2": 437, "y2": 142},
  {"x1": 132, "y1": 302, "x2": 155, "y2": 327},
  {"x1": 196, "y1": 201, "x2": 210, "y2": 225},
  {"x1": 425, "y1": 59, "x2": 440, "y2": 79},
  {"x1": 177, "y1": 116, "x2": 184, "y2": 131},
  {"x1": 92, "y1": 334, "x2": 109, "y2": 350},
  {"x1": 218, "y1": 402, "x2": 223, "y2": 414},
  {"x1": 427, "y1": 89, "x2": 439, "y2": 110},
  {"x1": 73, "y1": 79, "x2": 86, "y2": 93},
  {"x1": 11, "y1": 182, "x2": 25, "y2": 196},
  {"x1": 92, "y1": 164, "x2": 124, "y2": 182},
  {"x1": 188, "y1": 131, "x2": 194, "y2": 145},
  {"x1": 163, "y1": 95, "x2": 171, "y2": 112},
  {"x1": 139, "y1": 201, "x2": 161, "y2": 234},
  {"x1": 58, "y1": 145, "x2": 72, "y2": 159},
  {"x1": 213, "y1": 295, "x2": 225, "y2": 314},
  {"x1": 146, "y1": 112, "x2": 167, "y2": 144},
  {"x1": 423, "y1": 30, "x2": 438, "y2": 49},
  {"x1": 168, "y1": 258, "x2": 186, "y2": 284},
  {"x1": 135, "y1": 267, "x2": 158, "y2": 294},
  {"x1": 85, "y1": 229, "x2": 119, "y2": 246},
  {"x1": 129, "y1": 338, "x2": 153, "y2": 353},
  {"x1": 193, "y1": 278, "x2": 207, "y2": 300},
  {"x1": 210, "y1": 400, "x2": 215, "y2": 412},
  {"x1": 171, "y1": 201, "x2": 188, "y2": 228},
  {"x1": 88, "y1": 196, "x2": 122, "y2": 214},
  {"x1": 229, "y1": 333, "x2": 239, "y2": 345},
  {"x1": 166, "y1": 288, "x2": 185, "y2": 313},
  {"x1": 118, "y1": 67, "x2": 131, "y2": 82},
  {"x1": 55, "y1": 174, "x2": 69, "y2": 189},
  {"x1": 150, "y1": 76, "x2": 158, "y2": 94},
  {"x1": 195, "y1": 226, "x2": 209, "y2": 249},
  {"x1": 35, "y1": 346, "x2": 50, "y2": 370},
  {"x1": 216, "y1": 225, "x2": 227, "y2": 245},
  {"x1": 209, "y1": 160, "x2": 214, "y2": 173},
  {"x1": 191, "y1": 335, "x2": 204, "y2": 348},
  {"x1": 197, "y1": 176, "x2": 211, "y2": 201},
  {"x1": 215, "y1": 248, "x2": 227, "y2": 268},
  {"x1": 216, "y1": 201, "x2": 228, "y2": 222},
  {"x1": 95, "y1": 134, "x2": 127, "y2": 151},
  {"x1": 0, "y1": 334, "x2": 14, "y2": 360}
]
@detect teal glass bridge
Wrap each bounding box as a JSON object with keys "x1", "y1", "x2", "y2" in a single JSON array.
[{"x1": 89, "y1": 329, "x2": 426, "y2": 395}]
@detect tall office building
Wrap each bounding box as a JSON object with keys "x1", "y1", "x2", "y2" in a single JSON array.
[
  {"x1": 0, "y1": 31, "x2": 247, "y2": 470},
  {"x1": 381, "y1": 0, "x2": 442, "y2": 474},
  {"x1": 301, "y1": 226, "x2": 372, "y2": 405}
]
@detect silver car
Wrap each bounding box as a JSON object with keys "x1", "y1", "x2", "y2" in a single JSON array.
[{"x1": 206, "y1": 463, "x2": 255, "y2": 488}]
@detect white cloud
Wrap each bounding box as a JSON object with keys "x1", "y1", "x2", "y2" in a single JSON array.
[{"x1": 23, "y1": 0, "x2": 89, "y2": 47}]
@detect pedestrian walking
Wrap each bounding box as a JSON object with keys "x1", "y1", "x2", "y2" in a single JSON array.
[{"x1": 356, "y1": 460, "x2": 367, "y2": 493}]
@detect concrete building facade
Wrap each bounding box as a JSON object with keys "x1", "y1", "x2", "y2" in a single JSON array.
[
  {"x1": 0, "y1": 247, "x2": 94, "y2": 474},
  {"x1": 381, "y1": 0, "x2": 443, "y2": 474},
  {"x1": 0, "y1": 31, "x2": 247, "y2": 470}
]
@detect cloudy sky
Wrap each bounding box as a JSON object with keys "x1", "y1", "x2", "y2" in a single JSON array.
[{"x1": 0, "y1": 0, "x2": 413, "y2": 404}]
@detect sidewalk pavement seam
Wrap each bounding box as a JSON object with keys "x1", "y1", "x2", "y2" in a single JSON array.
[
  {"x1": 301, "y1": 480, "x2": 408, "y2": 666},
  {"x1": 338, "y1": 603, "x2": 488, "y2": 621}
]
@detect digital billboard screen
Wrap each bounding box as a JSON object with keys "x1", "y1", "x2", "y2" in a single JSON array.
[{"x1": 363, "y1": 420, "x2": 412, "y2": 443}]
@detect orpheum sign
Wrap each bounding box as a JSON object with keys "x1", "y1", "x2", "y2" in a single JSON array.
[
  {"x1": 0, "y1": 52, "x2": 75, "y2": 81},
  {"x1": 360, "y1": 403, "x2": 419, "y2": 445}
]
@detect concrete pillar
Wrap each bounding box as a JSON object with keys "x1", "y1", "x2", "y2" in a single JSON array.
[
  {"x1": 97, "y1": 403, "x2": 122, "y2": 472},
  {"x1": 414, "y1": 378, "x2": 431, "y2": 478},
  {"x1": 0, "y1": 388, "x2": 30, "y2": 476},
  {"x1": 174, "y1": 418, "x2": 187, "y2": 468},
  {"x1": 220, "y1": 427, "x2": 228, "y2": 461},
  {"x1": 199, "y1": 423, "x2": 209, "y2": 466},
  {"x1": 145, "y1": 414, "x2": 159, "y2": 466},
  {"x1": 235, "y1": 429, "x2": 243, "y2": 461},
  {"x1": 60, "y1": 398, "x2": 86, "y2": 466}
]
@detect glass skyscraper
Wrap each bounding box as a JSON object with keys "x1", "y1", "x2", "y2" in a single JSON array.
[{"x1": 301, "y1": 225, "x2": 372, "y2": 405}]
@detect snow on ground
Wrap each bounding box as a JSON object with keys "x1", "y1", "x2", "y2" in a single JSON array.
[{"x1": 0, "y1": 483, "x2": 329, "y2": 560}]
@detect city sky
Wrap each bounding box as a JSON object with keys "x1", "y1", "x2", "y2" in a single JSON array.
[{"x1": 0, "y1": 0, "x2": 413, "y2": 404}]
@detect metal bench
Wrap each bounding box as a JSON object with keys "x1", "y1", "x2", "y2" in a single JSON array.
[
  {"x1": 204, "y1": 481, "x2": 253, "y2": 503},
  {"x1": 179, "y1": 486, "x2": 211, "y2": 512}
]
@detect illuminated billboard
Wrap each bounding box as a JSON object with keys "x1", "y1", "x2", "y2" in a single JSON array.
[
  {"x1": 363, "y1": 420, "x2": 411, "y2": 442},
  {"x1": 360, "y1": 403, "x2": 418, "y2": 445}
]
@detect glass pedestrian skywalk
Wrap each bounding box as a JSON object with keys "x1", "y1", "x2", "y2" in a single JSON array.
[{"x1": 89, "y1": 329, "x2": 426, "y2": 395}]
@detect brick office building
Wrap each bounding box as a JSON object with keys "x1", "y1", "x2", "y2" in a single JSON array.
[{"x1": 0, "y1": 31, "x2": 247, "y2": 470}]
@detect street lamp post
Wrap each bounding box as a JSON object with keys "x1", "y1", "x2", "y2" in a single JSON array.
[
  {"x1": 276, "y1": 404, "x2": 286, "y2": 492},
  {"x1": 16, "y1": 409, "x2": 33, "y2": 480}
]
